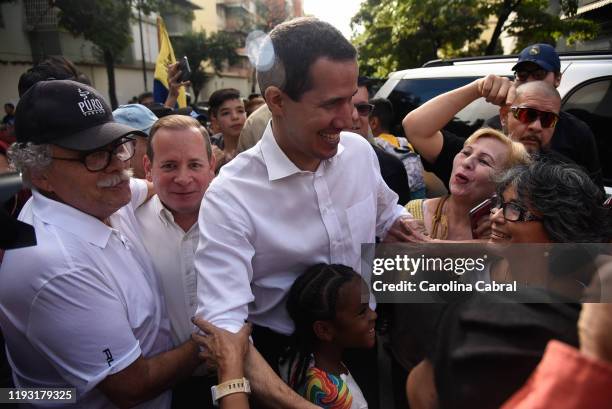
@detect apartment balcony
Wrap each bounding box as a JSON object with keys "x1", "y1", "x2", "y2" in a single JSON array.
[
  {"x1": 24, "y1": 0, "x2": 59, "y2": 31},
  {"x1": 217, "y1": 0, "x2": 256, "y2": 15}
]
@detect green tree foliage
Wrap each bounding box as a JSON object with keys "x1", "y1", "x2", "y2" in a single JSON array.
[
  {"x1": 254, "y1": 0, "x2": 290, "y2": 32},
  {"x1": 502, "y1": 0, "x2": 597, "y2": 50},
  {"x1": 53, "y1": 0, "x2": 147, "y2": 109},
  {"x1": 352, "y1": 0, "x2": 598, "y2": 78},
  {"x1": 173, "y1": 31, "x2": 240, "y2": 104},
  {"x1": 352, "y1": 0, "x2": 486, "y2": 78},
  {"x1": 53, "y1": 0, "x2": 196, "y2": 109}
]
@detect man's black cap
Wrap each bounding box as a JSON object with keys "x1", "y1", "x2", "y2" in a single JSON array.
[{"x1": 15, "y1": 80, "x2": 147, "y2": 151}]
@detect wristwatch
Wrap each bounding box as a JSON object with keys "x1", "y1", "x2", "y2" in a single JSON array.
[{"x1": 211, "y1": 377, "x2": 251, "y2": 406}]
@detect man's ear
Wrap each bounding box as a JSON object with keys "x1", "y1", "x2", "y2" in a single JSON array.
[
  {"x1": 368, "y1": 116, "x2": 379, "y2": 132},
  {"x1": 313, "y1": 320, "x2": 335, "y2": 343},
  {"x1": 208, "y1": 150, "x2": 217, "y2": 175},
  {"x1": 30, "y1": 168, "x2": 53, "y2": 192},
  {"x1": 210, "y1": 114, "x2": 221, "y2": 135},
  {"x1": 554, "y1": 72, "x2": 562, "y2": 88},
  {"x1": 499, "y1": 105, "x2": 510, "y2": 134},
  {"x1": 143, "y1": 154, "x2": 153, "y2": 182},
  {"x1": 264, "y1": 86, "x2": 284, "y2": 116}
]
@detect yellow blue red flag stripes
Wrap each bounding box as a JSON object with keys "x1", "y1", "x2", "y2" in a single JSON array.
[{"x1": 154, "y1": 17, "x2": 186, "y2": 108}]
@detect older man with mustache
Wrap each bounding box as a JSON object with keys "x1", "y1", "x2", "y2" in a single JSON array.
[{"x1": 0, "y1": 80, "x2": 201, "y2": 408}]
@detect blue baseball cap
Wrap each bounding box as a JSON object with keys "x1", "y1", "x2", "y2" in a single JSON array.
[
  {"x1": 113, "y1": 103, "x2": 158, "y2": 136},
  {"x1": 512, "y1": 44, "x2": 561, "y2": 73}
]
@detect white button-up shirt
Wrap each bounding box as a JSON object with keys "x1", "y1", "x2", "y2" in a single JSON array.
[
  {"x1": 136, "y1": 195, "x2": 199, "y2": 346},
  {"x1": 0, "y1": 179, "x2": 172, "y2": 409},
  {"x1": 195, "y1": 124, "x2": 406, "y2": 335}
]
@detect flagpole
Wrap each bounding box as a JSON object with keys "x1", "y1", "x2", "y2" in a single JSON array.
[{"x1": 137, "y1": 0, "x2": 148, "y2": 92}]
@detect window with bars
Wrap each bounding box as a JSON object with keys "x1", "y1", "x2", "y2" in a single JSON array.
[{"x1": 24, "y1": 0, "x2": 58, "y2": 30}]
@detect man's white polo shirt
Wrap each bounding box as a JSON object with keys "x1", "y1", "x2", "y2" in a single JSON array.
[
  {"x1": 195, "y1": 124, "x2": 407, "y2": 335},
  {"x1": 136, "y1": 194, "x2": 199, "y2": 346},
  {"x1": 0, "y1": 179, "x2": 172, "y2": 409}
]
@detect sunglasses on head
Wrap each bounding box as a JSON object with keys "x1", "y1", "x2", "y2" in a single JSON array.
[
  {"x1": 354, "y1": 103, "x2": 374, "y2": 117},
  {"x1": 510, "y1": 106, "x2": 559, "y2": 129},
  {"x1": 514, "y1": 67, "x2": 549, "y2": 82}
]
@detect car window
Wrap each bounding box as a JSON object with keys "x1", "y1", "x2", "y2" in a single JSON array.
[
  {"x1": 563, "y1": 77, "x2": 612, "y2": 185},
  {"x1": 387, "y1": 78, "x2": 501, "y2": 139}
]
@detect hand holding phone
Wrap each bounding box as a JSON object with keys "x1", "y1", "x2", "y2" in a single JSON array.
[
  {"x1": 469, "y1": 197, "x2": 493, "y2": 239},
  {"x1": 177, "y1": 56, "x2": 191, "y2": 83}
]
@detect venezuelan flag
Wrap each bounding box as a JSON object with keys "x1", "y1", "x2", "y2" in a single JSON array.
[{"x1": 154, "y1": 17, "x2": 186, "y2": 108}]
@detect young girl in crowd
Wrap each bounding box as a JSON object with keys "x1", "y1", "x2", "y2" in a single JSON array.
[{"x1": 283, "y1": 263, "x2": 377, "y2": 409}]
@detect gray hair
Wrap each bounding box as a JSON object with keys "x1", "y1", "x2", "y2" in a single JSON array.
[
  {"x1": 7, "y1": 142, "x2": 52, "y2": 186},
  {"x1": 496, "y1": 160, "x2": 611, "y2": 243}
]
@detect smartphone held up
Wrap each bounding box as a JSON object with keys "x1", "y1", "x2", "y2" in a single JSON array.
[
  {"x1": 469, "y1": 196, "x2": 494, "y2": 239},
  {"x1": 178, "y1": 56, "x2": 191, "y2": 83}
]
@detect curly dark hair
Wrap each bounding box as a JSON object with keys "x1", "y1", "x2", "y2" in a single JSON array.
[
  {"x1": 284, "y1": 263, "x2": 359, "y2": 390},
  {"x1": 496, "y1": 160, "x2": 611, "y2": 243}
]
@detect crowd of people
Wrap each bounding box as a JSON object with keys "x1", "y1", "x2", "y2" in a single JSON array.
[{"x1": 0, "y1": 16, "x2": 611, "y2": 409}]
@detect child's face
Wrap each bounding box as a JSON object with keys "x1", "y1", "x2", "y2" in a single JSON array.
[
  {"x1": 212, "y1": 98, "x2": 246, "y2": 139},
  {"x1": 331, "y1": 277, "x2": 377, "y2": 349}
]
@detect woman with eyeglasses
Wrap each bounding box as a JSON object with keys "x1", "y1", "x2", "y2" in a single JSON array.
[
  {"x1": 490, "y1": 160, "x2": 611, "y2": 244},
  {"x1": 405, "y1": 161, "x2": 611, "y2": 409},
  {"x1": 484, "y1": 160, "x2": 612, "y2": 297}
]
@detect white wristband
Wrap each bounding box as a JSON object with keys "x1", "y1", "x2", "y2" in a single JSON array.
[{"x1": 211, "y1": 377, "x2": 251, "y2": 406}]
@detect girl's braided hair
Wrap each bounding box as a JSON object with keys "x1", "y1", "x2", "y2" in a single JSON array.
[{"x1": 284, "y1": 263, "x2": 358, "y2": 391}]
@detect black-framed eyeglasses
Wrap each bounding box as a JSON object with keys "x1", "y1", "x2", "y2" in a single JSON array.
[
  {"x1": 51, "y1": 137, "x2": 136, "y2": 172},
  {"x1": 510, "y1": 106, "x2": 559, "y2": 129},
  {"x1": 354, "y1": 103, "x2": 374, "y2": 117},
  {"x1": 514, "y1": 67, "x2": 548, "y2": 82},
  {"x1": 491, "y1": 195, "x2": 542, "y2": 222}
]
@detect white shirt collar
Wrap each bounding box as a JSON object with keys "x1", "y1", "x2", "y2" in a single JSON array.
[
  {"x1": 151, "y1": 194, "x2": 198, "y2": 234},
  {"x1": 259, "y1": 121, "x2": 346, "y2": 181},
  {"x1": 150, "y1": 195, "x2": 172, "y2": 226},
  {"x1": 30, "y1": 189, "x2": 112, "y2": 248}
]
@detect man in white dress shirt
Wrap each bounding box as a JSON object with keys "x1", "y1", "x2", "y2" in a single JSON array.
[
  {"x1": 194, "y1": 17, "x2": 417, "y2": 406},
  {"x1": 0, "y1": 80, "x2": 201, "y2": 408},
  {"x1": 135, "y1": 114, "x2": 216, "y2": 407}
]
